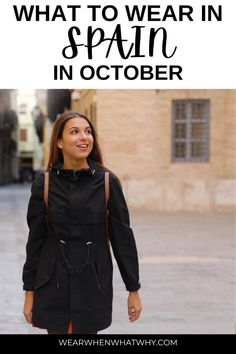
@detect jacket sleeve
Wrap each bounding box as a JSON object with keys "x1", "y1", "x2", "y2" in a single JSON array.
[
  {"x1": 22, "y1": 173, "x2": 47, "y2": 290},
  {"x1": 108, "y1": 173, "x2": 141, "y2": 292}
]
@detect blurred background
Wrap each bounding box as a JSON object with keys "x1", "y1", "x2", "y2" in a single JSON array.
[
  {"x1": 0, "y1": 88, "x2": 235, "y2": 213},
  {"x1": 0, "y1": 89, "x2": 235, "y2": 334}
]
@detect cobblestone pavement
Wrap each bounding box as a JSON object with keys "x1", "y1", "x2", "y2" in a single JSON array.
[{"x1": 0, "y1": 184, "x2": 235, "y2": 334}]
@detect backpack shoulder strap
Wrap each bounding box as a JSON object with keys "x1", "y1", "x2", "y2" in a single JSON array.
[
  {"x1": 105, "y1": 171, "x2": 110, "y2": 211},
  {"x1": 44, "y1": 171, "x2": 49, "y2": 211}
]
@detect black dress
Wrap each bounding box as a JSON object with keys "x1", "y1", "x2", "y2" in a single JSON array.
[{"x1": 22, "y1": 159, "x2": 141, "y2": 333}]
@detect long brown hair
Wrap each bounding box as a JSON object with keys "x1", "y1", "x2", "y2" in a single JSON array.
[{"x1": 46, "y1": 111, "x2": 106, "y2": 172}]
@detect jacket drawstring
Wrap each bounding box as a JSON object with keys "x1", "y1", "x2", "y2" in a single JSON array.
[
  {"x1": 57, "y1": 240, "x2": 73, "y2": 289},
  {"x1": 57, "y1": 240, "x2": 92, "y2": 288},
  {"x1": 57, "y1": 260, "x2": 62, "y2": 289}
]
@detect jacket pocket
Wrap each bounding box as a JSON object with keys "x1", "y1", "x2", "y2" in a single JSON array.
[
  {"x1": 90, "y1": 263, "x2": 109, "y2": 296},
  {"x1": 34, "y1": 237, "x2": 57, "y2": 290}
]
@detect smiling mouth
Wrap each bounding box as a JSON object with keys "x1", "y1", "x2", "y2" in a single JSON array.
[{"x1": 76, "y1": 144, "x2": 89, "y2": 149}]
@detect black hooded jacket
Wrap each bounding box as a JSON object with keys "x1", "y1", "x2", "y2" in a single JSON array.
[{"x1": 22, "y1": 159, "x2": 140, "y2": 333}]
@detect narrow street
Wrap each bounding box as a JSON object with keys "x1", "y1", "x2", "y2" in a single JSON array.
[{"x1": 0, "y1": 184, "x2": 235, "y2": 334}]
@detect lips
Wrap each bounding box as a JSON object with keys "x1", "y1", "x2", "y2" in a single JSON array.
[{"x1": 76, "y1": 144, "x2": 88, "y2": 149}]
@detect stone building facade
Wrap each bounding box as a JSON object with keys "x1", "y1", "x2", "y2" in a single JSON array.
[
  {"x1": 0, "y1": 90, "x2": 18, "y2": 185},
  {"x1": 72, "y1": 89, "x2": 236, "y2": 212}
]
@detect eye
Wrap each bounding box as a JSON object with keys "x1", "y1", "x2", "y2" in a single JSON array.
[
  {"x1": 86, "y1": 128, "x2": 92, "y2": 135},
  {"x1": 71, "y1": 129, "x2": 78, "y2": 134}
]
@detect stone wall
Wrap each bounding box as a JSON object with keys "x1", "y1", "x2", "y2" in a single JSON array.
[{"x1": 76, "y1": 89, "x2": 236, "y2": 212}]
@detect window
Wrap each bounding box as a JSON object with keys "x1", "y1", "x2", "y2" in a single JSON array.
[
  {"x1": 172, "y1": 100, "x2": 209, "y2": 162},
  {"x1": 19, "y1": 103, "x2": 27, "y2": 114},
  {"x1": 20, "y1": 129, "x2": 27, "y2": 142},
  {"x1": 90, "y1": 102, "x2": 97, "y2": 124}
]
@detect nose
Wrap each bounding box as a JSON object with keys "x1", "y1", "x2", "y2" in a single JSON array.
[{"x1": 78, "y1": 131, "x2": 87, "y2": 140}]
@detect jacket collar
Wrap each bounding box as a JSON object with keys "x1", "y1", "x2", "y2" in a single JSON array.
[{"x1": 50, "y1": 158, "x2": 96, "y2": 178}]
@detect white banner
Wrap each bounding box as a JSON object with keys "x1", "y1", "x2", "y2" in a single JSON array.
[{"x1": 0, "y1": 0, "x2": 235, "y2": 88}]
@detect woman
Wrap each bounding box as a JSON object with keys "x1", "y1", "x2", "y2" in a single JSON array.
[{"x1": 22, "y1": 111, "x2": 142, "y2": 334}]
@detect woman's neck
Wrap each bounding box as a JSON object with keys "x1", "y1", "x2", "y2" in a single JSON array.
[{"x1": 63, "y1": 159, "x2": 89, "y2": 171}]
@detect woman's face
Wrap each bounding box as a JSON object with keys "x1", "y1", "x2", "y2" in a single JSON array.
[{"x1": 57, "y1": 117, "x2": 94, "y2": 163}]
